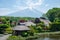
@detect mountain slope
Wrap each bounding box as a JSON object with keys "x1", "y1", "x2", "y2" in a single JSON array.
[{"x1": 7, "y1": 9, "x2": 43, "y2": 18}]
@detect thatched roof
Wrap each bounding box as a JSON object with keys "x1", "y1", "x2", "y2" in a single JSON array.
[
  {"x1": 40, "y1": 19, "x2": 50, "y2": 26},
  {"x1": 13, "y1": 25, "x2": 30, "y2": 31},
  {"x1": 25, "y1": 22, "x2": 36, "y2": 26}
]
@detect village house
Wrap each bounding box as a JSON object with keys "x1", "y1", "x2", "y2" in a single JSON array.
[
  {"x1": 12, "y1": 20, "x2": 36, "y2": 36},
  {"x1": 25, "y1": 21, "x2": 36, "y2": 26},
  {"x1": 12, "y1": 25, "x2": 30, "y2": 36},
  {"x1": 18, "y1": 19, "x2": 36, "y2": 26},
  {"x1": 40, "y1": 17, "x2": 50, "y2": 26}
]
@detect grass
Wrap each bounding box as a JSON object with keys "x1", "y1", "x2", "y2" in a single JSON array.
[{"x1": 7, "y1": 36, "x2": 26, "y2": 40}]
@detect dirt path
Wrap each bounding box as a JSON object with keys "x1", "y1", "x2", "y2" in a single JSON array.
[{"x1": 0, "y1": 34, "x2": 11, "y2": 40}]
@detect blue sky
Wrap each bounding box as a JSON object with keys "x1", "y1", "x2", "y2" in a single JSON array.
[{"x1": 0, "y1": 0, "x2": 60, "y2": 16}]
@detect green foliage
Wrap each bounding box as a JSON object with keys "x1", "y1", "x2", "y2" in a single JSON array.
[
  {"x1": 0, "y1": 18, "x2": 7, "y2": 24},
  {"x1": 7, "y1": 36, "x2": 25, "y2": 40},
  {"x1": 29, "y1": 25, "x2": 43, "y2": 33},
  {"x1": 39, "y1": 23, "x2": 45, "y2": 27},
  {"x1": 46, "y1": 8, "x2": 60, "y2": 22},
  {"x1": 45, "y1": 8, "x2": 60, "y2": 32},
  {"x1": 54, "y1": 18, "x2": 60, "y2": 22},
  {"x1": 0, "y1": 24, "x2": 9, "y2": 34},
  {"x1": 28, "y1": 25, "x2": 37, "y2": 36},
  {"x1": 29, "y1": 32, "x2": 34, "y2": 36},
  {"x1": 50, "y1": 22, "x2": 60, "y2": 31},
  {"x1": 21, "y1": 32, "x2": 29, "y2": 37},
  {"x1": 36, "y1": 26, "x2": 42, "y2": 32},
  {"x1": 5, "y1": 27, "x2": 12, "y2": 34}
]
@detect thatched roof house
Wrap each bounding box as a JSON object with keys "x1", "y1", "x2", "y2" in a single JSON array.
[
  {"x1": 40, "y1": 17, "x2": 50, "y2": 26},
  {"x1": 12, "y1": 25, "x2": 30, "y2": 36},
  {"x1": 18, "y1": 21, "x2": 36, "y2": 26},
  {"x1": 13, "y1": 25, "x2": 30, "y2": 31},
  {"x1": 25, "y1": 22, "x2": 36, "y2": 26}
]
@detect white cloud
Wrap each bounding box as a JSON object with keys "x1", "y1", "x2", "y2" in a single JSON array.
[
  {"x1": 0, "y1": 8, "x2": 18, "y2": 16},
  {"x1": 28, "y1": 0, "x2": 43, "y2": 9},
  {"x1": 26, "y1": 0, "x2": 43, "y2": 8},
  {"x1": 14, "y1": 0, "x2": 43, "y2": 10},
  {"x1": 0, "y1": 0, "x2": 44, "y2": 16}
]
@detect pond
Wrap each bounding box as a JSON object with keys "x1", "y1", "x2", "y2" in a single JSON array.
[{"x1": 35, "y1": 34, "x2": 60, "y2": 40}]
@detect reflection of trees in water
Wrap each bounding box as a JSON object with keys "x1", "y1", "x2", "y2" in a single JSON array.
[{"x1": 35, "y1": 34, "x2": 60, "y2": 40}]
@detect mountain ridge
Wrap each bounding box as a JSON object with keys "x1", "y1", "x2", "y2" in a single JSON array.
[{"x1": 7, "y1": 9, "x2": 43, "y2": 18}]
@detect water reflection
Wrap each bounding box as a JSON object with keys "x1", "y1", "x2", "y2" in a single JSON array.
[
  {"x1": 36, "y1": 37, "x2": 50, "y2": 40},
  {"x1": 35, "y1": 35, "x2": 60, "y2": 40}
]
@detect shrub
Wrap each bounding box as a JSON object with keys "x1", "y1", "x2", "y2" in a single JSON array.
[
  {"x1": 0, "y1": 24, "x2": 9, "y2": 34},
  {"x1": 50, "y1": 22, "x2": 60, "y2": 31},
  {"x1": 5, "y1": 27, "x2": 12, "y2": 34},
  {"x1": 36, "y1": 26, "x2": 42, "y2": 32},
  {"x1": 7, "y1": 36, "x2": 25, "y2": 40},
  {"x1": 21, "y1": 32, "x2": 29, "y2": 37},
  {"x1": 29, "y1": 32, "x2": 34, "y2": 36}
]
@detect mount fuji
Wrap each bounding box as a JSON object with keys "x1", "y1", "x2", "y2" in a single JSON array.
[{"x1": 7, "y1": 9, "x2": 43, "y2": 18}]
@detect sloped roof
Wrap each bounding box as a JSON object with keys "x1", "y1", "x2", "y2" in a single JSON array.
[
  {"x1": 13, "y1": 25, "x2": 30, "y2": 31},
  {"x1": 25, "y1": 22, "x2": 36, "y2": 26},
  {"x1": 40, "y1": 19, "x2": 50, "y2": 26}
]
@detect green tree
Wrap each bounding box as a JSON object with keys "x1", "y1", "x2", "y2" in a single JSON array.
[
  {"x1": 0, "y1": 24, "x2": 8, "y2": 34},
  {"x1": 50, "y1": 22, "x2": 60, "y2": 31},
  {"x1": 46, "y1": 8, "x2": 60, "y2": 22}
]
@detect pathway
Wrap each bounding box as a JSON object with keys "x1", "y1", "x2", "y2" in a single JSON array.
[{"x1": 0, "y1": 34, "x2": 11, "y2": 40}]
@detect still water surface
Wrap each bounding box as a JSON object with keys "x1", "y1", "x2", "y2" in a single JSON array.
[{"x1": 35, "y1": 35, "x2": 60, "y2": 40}]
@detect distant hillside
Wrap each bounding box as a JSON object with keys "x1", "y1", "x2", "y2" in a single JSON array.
[{"x1": 7, "y1": 9, "x2": 43, "y2": 18}]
